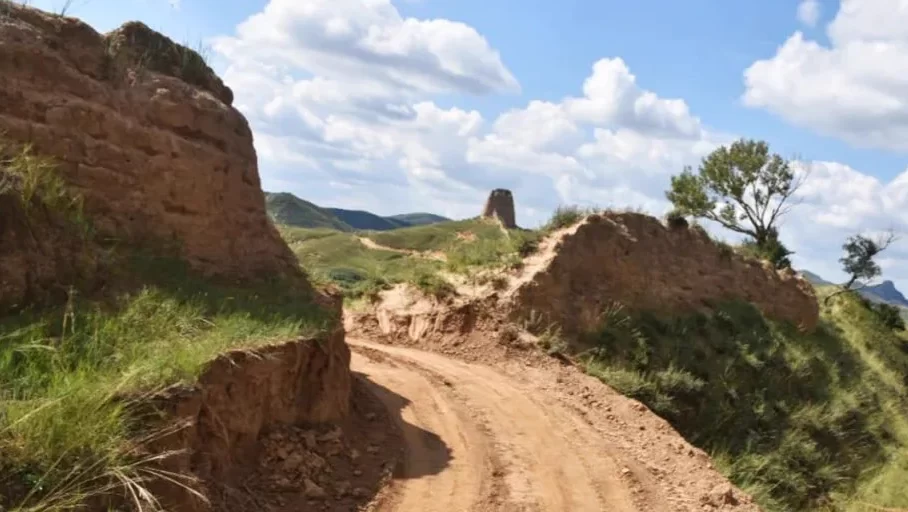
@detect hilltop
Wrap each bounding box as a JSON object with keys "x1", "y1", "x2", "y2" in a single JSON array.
[
  {"x1": 862, "y1": 280, "x2": 908, "y2": 307},
  {"x1": 265, "y1": 191, "x2": 450, "y2": 232}
]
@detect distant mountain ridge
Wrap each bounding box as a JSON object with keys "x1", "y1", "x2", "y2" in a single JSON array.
[
  {"x1": 862, "y1": 280, "x2": 908, "y2": 308},
  {"x1": 798, "y1": 270, "x2": 908, "y2": 308},
  {"x1": 264, "y1": 192, "x2": 450, "y2": 231}
]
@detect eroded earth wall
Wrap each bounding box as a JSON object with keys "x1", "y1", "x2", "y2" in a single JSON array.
[
  {"x1": 512, "y1": 212, "x2": 820, "y2": 334},
  {"x1": 0, "y1": 5, "x2": 298, "y2": 283}
]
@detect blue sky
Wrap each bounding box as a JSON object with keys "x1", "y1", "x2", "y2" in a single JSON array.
[
  {"x1": 28, "y1": 0, "x2": 908, "y2": 288},
  {"x1": 35, "y1": 0, "x2": 904, "y2": 178}
]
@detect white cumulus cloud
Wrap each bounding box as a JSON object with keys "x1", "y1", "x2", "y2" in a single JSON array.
[
  {"x1": 797, "y1": 0, "x2": 820, "y2": 27},
  {"x1": 744, "y1": 0, "x2": 908, "y2": 151}
]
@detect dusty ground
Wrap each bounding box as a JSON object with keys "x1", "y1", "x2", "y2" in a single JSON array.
[{"x1": 348, "y1": 339, "x2": 759, "y2": 512}]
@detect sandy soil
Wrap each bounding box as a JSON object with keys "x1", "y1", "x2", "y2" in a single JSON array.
[{"x1": 350, "y1": 339, "x2": 759, "y2": 512}]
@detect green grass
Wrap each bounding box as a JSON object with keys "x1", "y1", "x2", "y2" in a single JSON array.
[
  {"x1": 364, "y1": 218, "x2": 501, "y2": 252},
  {"x1": 280, "y1": 226, "x2": 443, "y2": 300},
  {"x1": 0, "y1": 253, "x2": 332, "y2": 511},
  {"x1": 1, "y1": 141, "x2": 87, "y2": 232},
  {"x1": 265, "y1": 193, "x2": 352, "y2": 231},
  {"x1": 281, "y1": 220, "x2": 542, "y2": 299},
  {"x1": 542, "y1": 205, "x2": 597, "y2": 232},
  {"x1": 363, "y1": 218, "x2": 541, "y2": 271},
  {"x1": 577, "y1": 291, "x2": 908, "y2": 511}
]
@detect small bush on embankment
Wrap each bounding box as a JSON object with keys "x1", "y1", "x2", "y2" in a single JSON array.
[{"x1": 579, "y1": 291, "x2": 908, "y2": 511}]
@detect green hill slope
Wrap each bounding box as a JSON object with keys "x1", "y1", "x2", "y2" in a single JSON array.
[
  {"x1": 265, "y1": 192, "x2": 451, "y2": 231},
  {"x1": 326, "y1": 208, "x2": 408, "y2": 231},
  {"x1": 264, "y1": 192, "x2": 352, "y2": 231},
  {"x1": 580, "y1": 286, "x2": 908, "y2": 511},
  {"x1": 387, "y1": 212, "x2": 451, "y2": 226}
]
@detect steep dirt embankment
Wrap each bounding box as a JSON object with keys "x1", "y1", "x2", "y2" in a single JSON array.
[
  {"x1": 142, "y1": 327, "x2": 353, "y2": 512},
  {"x1": 0, "y1": 4, "x2": 298, "y2": 288},
  {"x1": 510, "y1": 212, "x2": 819, "y2": 335}
]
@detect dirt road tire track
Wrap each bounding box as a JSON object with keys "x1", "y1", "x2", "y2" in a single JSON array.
[{"x1": 351, "y1": 339, "x2": 660, "y2": 512}]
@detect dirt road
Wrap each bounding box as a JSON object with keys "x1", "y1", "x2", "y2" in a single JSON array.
[{"x1": 350, "y1": 339, "x2": 757, "y2": 512}]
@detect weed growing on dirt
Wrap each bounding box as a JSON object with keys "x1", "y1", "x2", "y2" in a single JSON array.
[
  {"x1": 0, "y1": 141, "x2": 87, "y2": 232},
  {"x1": 665, "y1": 210, "x2": 689, "y2": 229},
  {"x1": 579, "y1": 292, "x2": 908, "y2": 511},
  {"x1": 542, "y1": 205, "x2": 596, "y2": 232},
  {"x1": 407, "y1": 268, "x2": 456, "y2": 299},
  {"x1": 0, "y1": 253, "x2": 331, "y2": 511}
]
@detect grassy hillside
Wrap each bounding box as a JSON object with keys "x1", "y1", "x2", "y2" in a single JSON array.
[
  {"x1": 326, "y1": 207, "x2": 408, "y2": 231},
  {"x1": 265, "y1": 192, "x2": 451, "y2": 231},
  {"x1": 264, "y1": 192, "x2": 352, "y2": 231},
  {"x1": 279, "y1": 226, "x2": 446, "y2": 298},
  {"x1": 387, "y1": 212, "x2": 450, "y2": 226},
  {"x1": 278, "y1": 218, "x2": 539, "y2": 298},
  {"x1": 575, "y1": 286, "x2": 908, "y2": 511}
]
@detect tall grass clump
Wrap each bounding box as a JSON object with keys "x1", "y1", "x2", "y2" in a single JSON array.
[
  {"x1": 542, "y1": 205, "x2": 596, "y2": 232},
  {"x1": 1, "y1": 141, "x2": 86, "y2": 230},
  {"x1": 579, "y1": 294, "x2": 908, "y2": 511}
]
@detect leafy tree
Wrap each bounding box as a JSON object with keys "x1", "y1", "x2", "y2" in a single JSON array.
[
  {"x1": 666, "y1": 139, "x2": 804, "y2": 249},
  {"x1": 825, "y1": 231, "x2": 898, "y2": 305}
]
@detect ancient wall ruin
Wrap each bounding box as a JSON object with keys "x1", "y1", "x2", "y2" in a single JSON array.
[
  {"x1": 0, "y1": 5, "x2": 298, "y2": 283},
  {"x1": 511, "y1": 212, "x2": 820, "y2": 334}
]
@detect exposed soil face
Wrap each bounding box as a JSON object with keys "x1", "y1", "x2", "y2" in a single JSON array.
[
  {"x1": 211, "y1": 377, "x2": 403, "y2": 512},
  {"x1": 508, "y1": 212, "x2": 819, "y2": 334},
  {"x1": 140, "y1": 327, "x2": 353, "y2": 511}
]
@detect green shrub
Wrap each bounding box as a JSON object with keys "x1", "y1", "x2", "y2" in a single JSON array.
[
  {"x1": 715, "y1": 240, "x2": 735, "y2": 260},
  {"x1": 859, "y1": 299, "x2": 907, "y2": 331},
  {"x1": 665, "y1": 210, "x2": 689, "y2": 229},
  {"x1": 407, "y1": 269, "x2": 455, "y2": 299},
  {"x1": 543, "y1": 205, "x2": 593, "y2": 232},
  {"x1": 737, "y1": 229, "x2": 793, "y2": 269}
]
